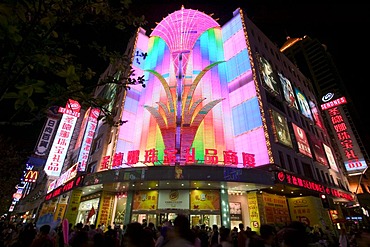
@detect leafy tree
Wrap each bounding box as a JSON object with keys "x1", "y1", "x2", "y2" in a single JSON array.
[
  {"x1": 0, "y1": 0, "x2": 147, "y2": 215},
  {"x1": 0, "y1": 0, "x2": 146, "y2": 127}
]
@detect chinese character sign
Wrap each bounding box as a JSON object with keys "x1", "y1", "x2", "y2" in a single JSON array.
[{"x1": 44, "y1": 99, "x2": 80, "y2": 177}]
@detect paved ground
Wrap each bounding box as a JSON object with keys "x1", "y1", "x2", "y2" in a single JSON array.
[{"x1": 356, "y1": 231, "x2": 370, "y2": 247}]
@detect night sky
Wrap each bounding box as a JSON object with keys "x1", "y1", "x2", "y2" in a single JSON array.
[{"x1": 131, "y1": 1, "x2": 370, "y2": 154}]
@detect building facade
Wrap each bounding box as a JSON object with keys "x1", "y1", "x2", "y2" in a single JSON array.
[
  {"x1": 13, "y1": 7, "x2": 357, "y2": 232},
  {"x1": 281, "y1": 36, "x2": 370, "y2": 225}
]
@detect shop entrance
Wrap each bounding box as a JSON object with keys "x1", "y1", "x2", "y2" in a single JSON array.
[
  {"x1": 131, "y1": 211, "x2": 220, "y2": 228},
  {"x1": 131, "y1": 213, "x2": 157, "y2": 226},
  {"x1": 189, "y1": 214, "x2": 221, "y2": 228}
]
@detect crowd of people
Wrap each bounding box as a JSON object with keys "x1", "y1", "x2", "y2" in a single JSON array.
[{"x1": 0, "y1": 217, "x2": 359, "y2": 247}]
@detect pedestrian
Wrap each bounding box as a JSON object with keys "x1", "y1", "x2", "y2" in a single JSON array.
[
  {"x1": 259, "y1": 224, "x2": 276, "y2": 247},
  {"x1": 123, "y1": 222, "x2": 155, "y2": 247},
  {"x1": 238, "y1": 223, "x2": 247, "y2": 247},
  {"x1": 339, "y1": 228, "x2": 348, "y2": 247},
  {"x1": 209, "y1": 224, "x2": 220, "y2": 247},
  {"x1": 30, "y1": 224, "x2": 56, "y2": 247},
  {"x1": 219, "y1": 227, "x2": 233, "y2": 247},
  {"x1": 162, "y1": 214, "x2": 195, "y2": 247}
]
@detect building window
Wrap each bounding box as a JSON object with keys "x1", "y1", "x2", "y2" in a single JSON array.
[
  {"x1": 88, "y1": 161, "x2": 97, "y2": 173},
  {"x1": 330, "y1": 175, "x2": 335, "y2": 185},
  {"x1": 320, "y1": 170, "x2": 327, "y2": 184},
  {"x1": 316, "y1": 168, "x2": 322, "y2": 182},
  {"x1": 278, "y1": 151, "x2": 286, "y2": 169},
  {"x1": 302, "y1": 162, "x2": 314, "y2": 180},
  {"x1": 287, "y1": 155, "x2": 294, "y2": 172},
  {"x1": 294, "y1": 158, "x2": 301, "y2": 174},
  {"x1": 91, "y1": 136, "x2": 103, "y2": 154}
]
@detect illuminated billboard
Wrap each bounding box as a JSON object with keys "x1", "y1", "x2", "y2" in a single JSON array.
[
  {"x1": 310, "y1": 135, "x2": 328, "y2": 167},
  {"x1": 326, "y1": 106, "x2": 368, "y2": 175},
  {"x1": 278, "y1": 72, "x2": 298, "y2": 109},
  {"x1": 294, "y1": 88, "x2": 313, "y2": 121},
  {"x1": 44, "y1": 99, "x2": 81, "y2": 177},
  {"x1": 309, "y1": 100, "x2": 324, "y2": 129},
  {"x1": 76, "y1": 107, "x2": 100, "y2": 171},
  {"x1": 100, "y1": 9, "x2": 270, "y2": 169},
  {"x1": 258, "y1": 55, "x2": 280, "y2": 94},
  {"x1": 323, "y1": 143, "x2": 339, "y2": 172},
  {"x1": 270, "y1": 110, "x2": 293, "y2": 148},
  {"x1": 292, "y1": 123, "x2": 312, "y2": 158}
]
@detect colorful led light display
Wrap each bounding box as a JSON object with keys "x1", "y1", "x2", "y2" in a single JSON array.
[{"x1": 111, "y1": 9, "x2": 270, "y2": 168}]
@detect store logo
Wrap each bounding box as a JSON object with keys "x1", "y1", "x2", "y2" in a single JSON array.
[
  {"x1": 293, "y1": 199, "x2": 307, "y2": 205},
  {"x1": 322, "y1": 93, "x2": 334, "y2": 102},
  {"x1": 169, "y1": 190, "x2": 179, "y2": 201},
  {"x1": 277, "y1": 172, "x2": 285, "y2": 182}
]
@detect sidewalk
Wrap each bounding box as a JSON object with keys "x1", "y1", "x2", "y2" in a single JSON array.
[{"x1": 356, "y1": 231, "x2": 370, "y2": 247}]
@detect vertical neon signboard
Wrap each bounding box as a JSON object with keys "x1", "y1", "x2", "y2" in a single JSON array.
[
  {"x1": 44, "y1": 99, "x2": 81, "y2": 177},
  {"x1": 77, "y1": 107, "x2": 100, "y2": 171}
]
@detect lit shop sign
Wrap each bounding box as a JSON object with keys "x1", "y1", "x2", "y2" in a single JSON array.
[
  {"x1": 292, "y1": 123, "x2": 312, "y2": 158},
  {"x1": 35, "y1": 117, "x2": 58, "y2": 156},
  {"x1": 24, "y1": 170, "x2": 39, "y2": 182},
  {"x1": 77, "y1": 108, "x2": 100, "y2": 172},
  {"x1": 346, "y1": 216, "x2": 363, "y2": 221},
  {"x1": 100, "y1": 148, "x2": 256, "y2": 170},
  {"x1": 47, "y1": 163, "x2": 78, "y2": 193},
  {"x1": 320, "y1": 96, "x2": 347, "y2": 110},
  {"x1": 321, "y1": 92, "x2": 334, "y2": 102},
  {"x1": 11, "y1": 163, "x2": 35, "y2": 201},
  {"x1": 327, "y1": 107, "x2": 368, "y2": 174},
  {"x1": 45, "y1": 175, "x2": 84, "y2": 201},
  {"x1": 44, "y1": 99, "x2": 81, "y2": 177},
  {"x1": 276, "y1": 171, "x2": 355, "y2": 201}
]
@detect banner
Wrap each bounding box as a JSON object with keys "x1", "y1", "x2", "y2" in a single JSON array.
[
  {"x1": 190, "y1": 190, "x2": 220, "y2": 210},
  {"x1": 132, "y1": 190, "x2": 158, "y2": 210},
  {"x1": 158, "y1": 190, "x2": 189, "y2": 209}
]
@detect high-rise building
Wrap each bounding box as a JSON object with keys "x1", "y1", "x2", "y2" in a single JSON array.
[
  {"x1": 281, "y1": 36, "x2": 370, "y2": 219},
  {"x1": 13, "y1": 7, "x2": 359, "y2": 231}
]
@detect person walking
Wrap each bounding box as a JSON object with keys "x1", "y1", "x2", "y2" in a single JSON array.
[
  {"x1": 339, "y1": 228, "x2": 348, "y2": 247},
  {"x1": 30, "y1": 224, "x2": 56, "y2": 247}
]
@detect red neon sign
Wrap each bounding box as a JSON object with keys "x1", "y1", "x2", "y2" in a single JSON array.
[
  {"x1": 320, "y1": 96, "x2": 347, "y2": 110},
  {"x1": 99, "y1": 148, "x2": 256, "y2": 170},
  {"x1": 276, "y1": 171, "x2": 354, "y2": 201}
]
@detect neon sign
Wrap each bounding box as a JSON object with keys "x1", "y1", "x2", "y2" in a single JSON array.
[
  {"x1": 76, "y1": 107, "x2": 100, "y2": 171},
  {"x1": 276, "y1": 171, "x2": 354, "y2": 201},
  {"x1": 24, "y1": 170, "x2": 39, "y2": 182},
  {"x1": 320, "y1": 96, "x2": 347, "y2": 110},
  {"x1": 100, "y1": 148, "x2": 255, "y2": 170},
  {"x1": 45, "y1": 175, "x2": 84, "y2": 201},
  {"x1": 35, "y1": 117, "x2": 58, "y2": 156},
  {"x1": 44, "y1": 99, "x2": 80, "y2": 177},
  {"x1": 327, "y1": 106, "x2": 368, "y2": 174}
]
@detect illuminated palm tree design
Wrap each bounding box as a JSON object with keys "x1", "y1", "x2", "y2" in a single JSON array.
[
  {"x1": 145, "y1": 6, "x2": 225, "y2": 164},
  {"x1": 144, "y1": 60, "x2": 225, "y2": 163}
]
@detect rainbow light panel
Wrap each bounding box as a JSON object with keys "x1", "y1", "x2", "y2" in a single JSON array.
[{"x1": 115, "y1": 8, "x2": 269, "y2": 167}]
